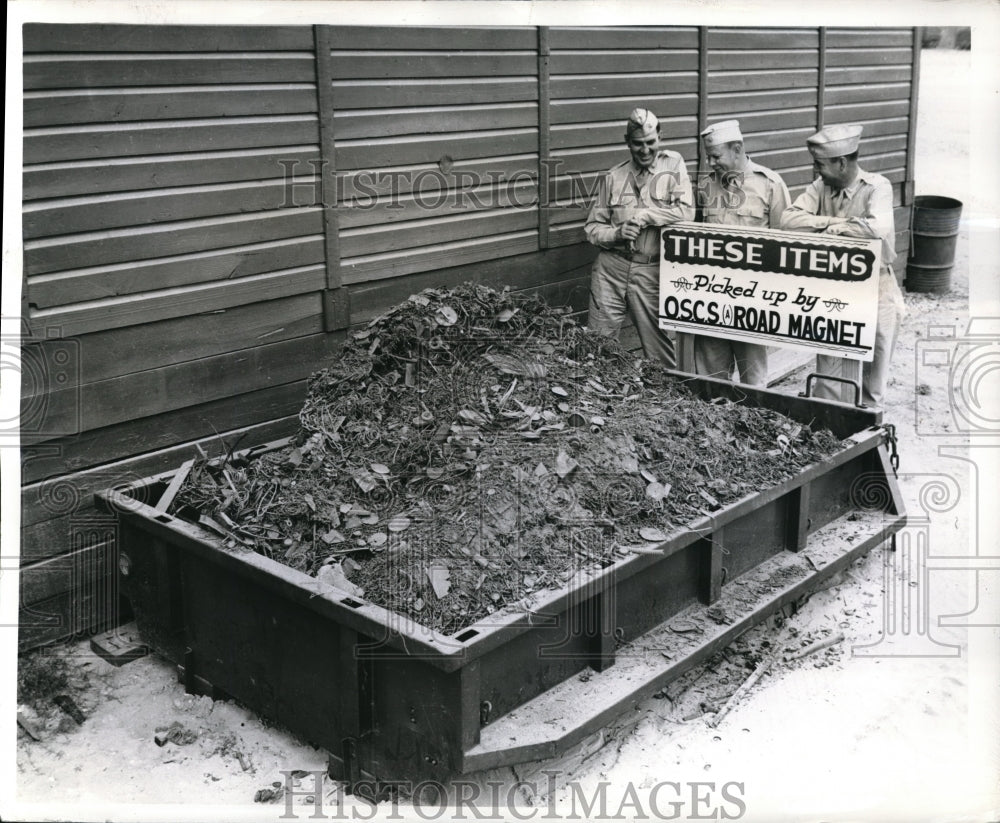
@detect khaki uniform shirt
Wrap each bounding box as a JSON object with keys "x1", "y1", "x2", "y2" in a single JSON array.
[
  {"x1": 780, "y1": 168, "x2": 896, "y2": 270},
  {"x1": 584, "y1": 150, "x2": 695, "y2": 259},
  {"x1": 701, "y1": 158, "x2": 790, "y2": 229}
]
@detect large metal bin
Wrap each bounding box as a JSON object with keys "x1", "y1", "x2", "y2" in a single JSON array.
[{"x1": 96, "y1": 374, "x2": 906, "y2": 786}]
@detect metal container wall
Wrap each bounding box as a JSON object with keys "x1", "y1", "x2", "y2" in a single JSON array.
[
  {"x1": 97, "y1": 377, "x2": 906, "y2": 785},
  {"x1": 906, "y1": 195, "x2": 963, "y2": 293}
]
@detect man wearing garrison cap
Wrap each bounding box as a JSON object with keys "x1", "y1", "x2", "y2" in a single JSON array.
[
  {"x1": 584, "y1": 107, "x2": 695, "y2": 366},
  {"x1": 780, "y1": 124, "x2": 906, "y2": 407},
  {"x1": 695, "y1": 119, "x2": 791, "y2": 386}
]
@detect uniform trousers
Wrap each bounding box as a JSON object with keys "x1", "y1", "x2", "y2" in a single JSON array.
[
  {"x1": 693, "y1": 336, "x2": 769, "y2": 386},
  {"x1": 812, "y1": 270, "x2": 906, "y2": 407},
  {"x1": 587, "y1": 250, "x2": 675, "y2": 367}
]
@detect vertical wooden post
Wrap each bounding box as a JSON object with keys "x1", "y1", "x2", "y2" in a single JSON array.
[
  {"x1": 817, "y1": 27, "x2": 827, "y2": 131},
  {"x1": 677, "y1": 26, "x2": 711, "y2": 375},
  {"x1": 586, "y1": 588, "x2": 616, "y2": 672},
  {"x1": 904, "y1": 28, "x2": 922, "y2": 206},
  {"x1": 537, "y1": 26, "x2": 551, "y2": 250},
  {"x1": 314, "y1": 25, "x2": 350, "y2": 332},
  {"x1": 698, "y1": 532, "x2": 724, "y2": 605},
  {"x1": 695, "y1": 26, "x2": 709, "y2": 192},
  {"x1": 458, "y1": 660, "x2": 482, "y2": 750},
  {"x1": 786, "y1": 483, "x2": 812, "y2": 552}
]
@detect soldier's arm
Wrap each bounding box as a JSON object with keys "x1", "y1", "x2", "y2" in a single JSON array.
[
  {"x1": 635, "y1": 157, "x2": 696, "y2": 226},
  {"x1": 825, "y1": 177, "x2": 894, "y2": 243},
  {"x1": 779, "y1": 180, "x2": 846, "y2": 232},
  {"x1": 584, "y1": 174, "x2": 623, "y2": 248}
]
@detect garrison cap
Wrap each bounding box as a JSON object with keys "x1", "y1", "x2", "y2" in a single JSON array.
[
  {"x1": 626, "y1": 107, "x2": 659, "y2": 139},
  {"x1": 700, "y1": 119, "x2": 743, "y2": 146},
  {"x1": 807, "y1": 124, "x2": 863, "y2": 158}
]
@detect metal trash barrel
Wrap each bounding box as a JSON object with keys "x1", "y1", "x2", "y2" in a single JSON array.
[{"x1": 906, "y1": 195, "x2": 963, "y2": 293}]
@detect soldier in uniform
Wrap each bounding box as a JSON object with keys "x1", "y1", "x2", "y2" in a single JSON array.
[
  {"x1": 780, "y1": 124, "x2": 906, "y2": 407},
  {"x1": 584, "y1": 108, "x2": 695, "y2": 367},
  {"x1": 695, "y1": 119, "x2": 791, "y2": 386}
]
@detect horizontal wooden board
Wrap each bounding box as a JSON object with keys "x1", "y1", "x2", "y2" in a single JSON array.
[
  {"x1": 822, "y1": 100, "x2": 911, "y2": 123},
  {"x1": 550, "y1": 51, "x2": 698, "y2": 76},
  {"x1": 825, "y1": 29, "x2": 914, "y2": 48},
  {"x1": 707, "y1": 50, "x2": 818, "y2": 71},
  {"x1": 23, "y1": 24, "x2": 314, "y2": 52},
  {"x1": 24, "y1": 54, "x2": 318, "y2": 90},
  {"x1": 333, "y1": 102, "x2": 537, "y2": 140},
  {"x1": 23, "y1": 146, "x2": 320, "y2": 201},
  {"x1": 551, "y1": 116, "x2": 698, "y2": 150},
  {"x1": 338, "y1": 156, "x2": 538, "y2": 203},
  {"x1": 551, "y1": 94, "x2": 698, "y2": 125},
  {"x1": 708, "y1": 69, "x2": 818, "y2": 93},
  {"x1": 327, "y1": 26, "x2": 537, "y2": 51},
  {"x1": 775, "y1": 165, "x2": 818, "y2": 189},
  {"x1": 20, "y1": 540, "x2": 114, "y2": 607},
  {"x1": 26, "y1": 264, "x2": 326, "y2": 340},
  {"x1": 25, "y1": 116, "x2": 320, "y2": 164},
  {"x1": 340, "y1": 207, "x2": 538, "y2": 258},
  {"x1": 347, "y1": 241, "x2": 598, "y2": 323},
  {"x1": 24, "y1": 85, "x2": 319, "y2": 128},
  {"x1": 23, "y1": 330, "x2": 338, "y2": 442},
  {"x1": 549, "y1": 28, "x2": 698, "y2": 50},
  {"x1": 707, "y1": 87, "x2": 816, "y2": 115},
  {"x1": 21, "y1": 292, "x2": 323, "y2": 389},
  {"x1": 330, "y1": 78, "x2": 538, "y2": 109},
  {"x1": 824, "y1": 83, "x2": 912, "y2": 106},
  {"x1": 24, "y1": 209, "x2": 322, "y2": 276},
  {"x1": 18, "y1": 580, "x2": 119, "y2": 650},
  {"x1": 22, "y1": 381, "x2": 310, "y2": 486},
  {"x1": 707, "y1": 29, "x2": 820, "y2": 50},
  {"x1": 550, "y1": 72, "x2": 699, "y2": 100},
  {"x1": 20, "y1": 415, "x2": 301, "y2": 564},
  {"x1": 736, "y1": 127, "x2": 816, "y2": 153},
  {"x1": 342, "y1": 231, "x2": 539, "y2": 285},
  {"x1": 715, "y1": 107, "x2": 818, "y2": 134},
  {"x1": 755, "y1": 135, "x2": 906, "y2": 170},
  {"x1": 28, "y1": 236, "x2": 325, "y2": 309},
  {"x1": 546, "y1": 202, "x2": 589, "y2": 227},
  {"x1": 24, "y1": 178, "x2": 322, "y2": 240},
  {"x1": 857, "y1": 154, "x2": 907, "y2": 175},
  {"x1": 548, "y1": 221, "x2": 587, "y2": 249},
  {"x1": 825, "y1": 47, "x2": 912, "y2": 67},
  {"x1": 336, "y1": 130, "x2": 537, "y2": 171},
  {"x1": 819, "y1": 117, "x2": 908, "y2": 139},
  {"x1": 329, "y1": 52, "x2": 537, "y2": 79},
  {"x1": 550, "y1": 139, "x2": 696, "y2": 177},
  {"x1": 825, "y1": 65, "x2": 912, "y2": 86},
  {"x1": 550, "y1": 172, "x2": 602, "y2": 203},
  {"x1": 338, "y1": 180, "x2": 537, "y2": 229}
]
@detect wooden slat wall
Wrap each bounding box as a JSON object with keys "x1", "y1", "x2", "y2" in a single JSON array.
[
  {"x1": 824, "y1": 28, "x2": 915, "y2": 274},
  {"x1": 704, "y1": 27, "x2": 820, "y2": 198},
  {"x1": 19, "y1": 25, "x2": 920, "y2": 650},
  {"x1": 324, "y1": 26, "x2": 541, "y2": 285},
  {"x1": 546, "y1": 27, "x2": 700, "y2": 248},
  {"x1": 19, "y1": 24, "x2": 331, "y2": 647}
]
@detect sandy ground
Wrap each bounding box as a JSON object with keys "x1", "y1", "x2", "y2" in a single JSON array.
[{"x1": 7, "y1": 49, "x2": 999, "y2": 823}]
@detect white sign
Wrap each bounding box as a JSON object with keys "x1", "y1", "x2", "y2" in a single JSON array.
[{"x1": 658, "y1": 222, "x2": 881, "y2": 361}]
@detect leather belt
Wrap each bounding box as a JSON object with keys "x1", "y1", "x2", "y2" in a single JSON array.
[{"x1": 608, "y1": 247, "x2": 659, "y2": 265}]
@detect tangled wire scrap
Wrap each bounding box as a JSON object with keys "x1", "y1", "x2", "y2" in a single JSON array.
[{"x1": 170, "y1": 284, "x2": 844, "y2": 636}]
